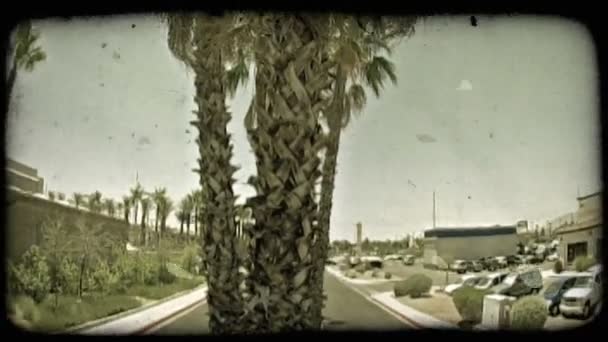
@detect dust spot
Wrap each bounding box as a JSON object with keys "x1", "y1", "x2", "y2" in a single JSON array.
[
  {"x1": 112, "y1": 51, "x2": 121, "y2": 60},
  {"x1": 470, "y1": 16, "x2": 477, "y2": 27},
  {"x1": 101, "y1": 42, "x2": 107, "y2": 48},
  {"x1": 467, "y1": 196, "x2": 472, "y2": 200},
  {"x1": 489, "y1": 132, "x2": 494, "y2": 139},
  {"x1": 131, "y1": 24, "x2": 136, "y2": 28},
  {"x1": 138, "y1": 136, "x2": 151, "y2": 146},
  {"x1": 416, "y1": 134, "x2": 437, "y2": 143}
]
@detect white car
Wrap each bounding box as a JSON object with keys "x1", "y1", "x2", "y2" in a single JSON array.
[
  {"x1": 546, "y1": 253, "x2": 559, "y2": 262},
  {"x1": 495, "y1": 256, "x2": 508, "y2": 268},
  {"x1": 474, "y1": 272, "x2": 509, "y2": 291},
  {"x1": 444, "y1": 275, "x2": 484, "y2": 295},
  {"x1": 559, "y1": 268, "x2": 602, "y2": 319},
  {"x1": 383, "y1": 254, "x2": 402, "y2": 261}
]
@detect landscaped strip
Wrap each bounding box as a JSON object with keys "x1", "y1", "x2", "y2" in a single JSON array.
[
  {"x1": 76, "y1": 286, "x2": 207, "y2": 335},
  {"x1": 370, "y1": 291, "x2": 458, "y2": 330}
]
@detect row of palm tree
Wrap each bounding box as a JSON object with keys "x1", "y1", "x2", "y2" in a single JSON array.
[
  {"x1": 165, "y1": 13, "x2": 417, "y2": 333},
  {"x1": 175, "y1": 190, "x2": 205, "y2": 240}
]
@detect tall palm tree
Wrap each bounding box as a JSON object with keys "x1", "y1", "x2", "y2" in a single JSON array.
[
  {"x1": 87, "y1": 191, "x2": 103, "y2": 213},
  {"x1": 140, "y1": 196, "x2": 151, "y2": 246},
  {"x1": 116, "y1": 202, "x2": 124, "y2": 220},
  {"x1": 175, "y1": 209, "x2": 186, "y2": 237},
  {"x1": 7, "y1": 21, "x2": 46, "y2": 109},
  {"x1": 72, "y1": 193, "x2": 84, "y2": 209},
  {"x1": 241, "y1": 14, "x2": 336, "y2": 332},
  {"x1": 185, "y1": 193, "x2": 195, "y2": 240},
  {"x1": 103, "y1": 198, "x2": 116, "y2": 217},
  {"x1": 191, "y1": 189, "x2": 204, "y2": 238},
  {"x1": 159, "y1": 196, "x2": 173, "y2": 240},
  {"x1": 165, "y1": 13, "x2": 249, "y2": 334},
  {"x1": 122, "y1": 196, "x2": 132, "y2": 224},
  {"x1": 152, "y1": 187, "x2": 168, "y2": 242},
  {"x1": 309, "y1": 16, "x2": 417, "y2": 326},
  {"x1": 129, "y1": 183, "x2": 144, "y2": 225}
]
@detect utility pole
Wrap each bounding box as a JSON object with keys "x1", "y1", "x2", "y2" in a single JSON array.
[{"x1": 433, "y1": 190, "x2": 436, "y2": 229}]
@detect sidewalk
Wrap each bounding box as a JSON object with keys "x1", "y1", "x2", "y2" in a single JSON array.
[{"x1": 73, "y1": 286, "x2": 208, "y2": 335}]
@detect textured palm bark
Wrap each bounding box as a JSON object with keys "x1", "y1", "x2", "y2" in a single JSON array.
[
  {"x1": 191, "y1": 48, "x2": 243, "y2": 334},
  {"x1": 310, "y1": 67, "x2": 346, "y2": 328},
  {"x1": 243, "y1": 15, "x2": 332, "y2": 332}
]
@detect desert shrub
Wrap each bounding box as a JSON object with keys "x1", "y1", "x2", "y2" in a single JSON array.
[
  {"x1": 371, "y1": 269, "x2": 381, "y2": 278},
  {"x1": 346, "y1": 270, "x2": 358, "y2": 278},
  {"x1": 180, "y1": 244, "x2": 201, "y2": 274},
  {"x1": 355, "y1": 263, "x2": 369, "y2": 273},
  {"x1": 510, "y1": 296, "x2": 548, "y2": 330},
  {"x1": 385, "y1": 272, "x2": 393, "y2": 279},
  {"x1": 452, "y1": 287, "x2": 492, "y2": 325},
  {"x1": 89, "y1": 261, "x2": 120, "y2": 294},
  {"x1": 11, "y1": 295, "x2": 41, "y2": 325},
  {"x1": 12, "y1": 246, "x2": 51, "y2": 303},
  {"x1": 574, "y1": 256, "x2": 596, "y2": 272},
  {"x1": 158, "y1": 264, "x2": 177, "y2": 284},
  {"x1": 338, "y1": 264, "x2": 350, "y2": 272},
  {"x1": 553, "y1": 260, "x2": 563, "y2": 274},
  {"x1": 393, "y1": 274, "x2": 432, "y2": 298}
]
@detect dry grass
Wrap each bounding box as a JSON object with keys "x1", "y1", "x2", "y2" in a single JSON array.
[{"x1": 397, "y1": 292, "x2": 462, "y2": 325}]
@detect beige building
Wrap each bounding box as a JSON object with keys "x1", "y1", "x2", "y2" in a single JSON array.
[
  {"x1": 555, "y1": 191, "x2": 602, "y2": 264},
  {"x1": 423, "y1": 226, "x2": 519, "y2": 269},
  {"x1": 6, "y1": 158, "x2": 44, "y2": 194}
]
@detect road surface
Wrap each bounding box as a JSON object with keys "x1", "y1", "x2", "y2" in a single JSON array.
[{"x1": 152, "y1": 272, "x2": 411, "y2": 334}]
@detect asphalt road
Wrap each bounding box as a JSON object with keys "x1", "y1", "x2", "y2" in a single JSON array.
[{"x1": 152, "y1": 272, "x2": 411, "y2": 334}]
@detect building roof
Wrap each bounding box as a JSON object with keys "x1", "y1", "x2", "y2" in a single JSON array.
[
  {"x1": 577, "y1": 191, "x2": 602, "y2": 201},
  {"x1": 424, "y1": 226, "x2": 517, "y2": 238}
]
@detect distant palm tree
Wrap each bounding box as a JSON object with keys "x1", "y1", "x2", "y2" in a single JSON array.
[
  {"x1": 140, "y1": 196, "x2": 151, "y2": 246},
  {"x1": 159, "y1": 196, "x2": 173, "y2": 242},
  {"x1": 129, "y1": 183, "x2": 144, "y2": 224},
  {"x1": 103, "y1": 198, "x2": 116, "y2": 217},
  {"x1": 122, "y1": 196, "x2": 132, "y2": 224},
  {"x1": 57, "y1": 192, "x2": 66, "y2": 201},
  {"x1": 48, "y1": 191, "x2": 56, "y2": 201},
  {"x1": 86, "y1": 191, "x2": 102, "y2": 213},
  {"x1": 116, "y1": 202, "x2": 124, "y2": 220},
  {"x1": 7, "y1": 21, "x2": 46, "y2": 109},
  {"x1": 72, "y1": 193, "x2": 84, "y2": 209},
  {"x1": 175, "y1": 209, "x2": 186, "y2": 237},
  {"x1": 152, "y1": 187, "x2": 167, "y2": 243}
]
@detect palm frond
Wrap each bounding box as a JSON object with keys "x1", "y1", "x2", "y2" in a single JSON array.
[
  {"x1": 226, "y1": 60, "x2": 250, "y2": 98},
  {"x1": 347, "y1": 83, "x2": 367, "y2": 115},
  {"x1": 364, "y1": 56, "x2": 397, "y2": 97}
]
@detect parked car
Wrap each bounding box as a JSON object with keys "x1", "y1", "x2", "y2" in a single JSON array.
[
  {"x1": 506, "y1": 255, "x2": 523, "y2": 266},
  {"x1": 403, "y1": 254, "x2": 416, "y2": 266},
  {"x1": 560, "y1": 268, "x2": 602, "y2": 319},
  {"x1": 383, "y1": 254, "x2": 403, "y2": 261},
  {"x1": 470, "y1": 260, "x2": 484, "y2": 272},
  {"x1": 451, "y1": 260, "x2": 470, "y2": 274},
  {"x1": 474, "y1": 272, "x2": 509, "y2": 291},
  {"x1": 542, "y1": 275, "x2": 579, "y2": 316},
  {"x1": 495, "y1": 256, "x2": 508, "y2": 269},
  {"x1": 528, "y1": 254, "x2": 544, "y2": 264},
  {"x1": 349, "y1": 256, "x2": 361, "y2": 266},
  {"x1": 445, "y1": 275, "x2": 484, "y2": 295},
  {"x1": 479, "y1": 257, "x2": 500, "y2": 271},
  {"x1": 361, "y1": 256, "x2": 383, "y2": 269},
  {"x1": 546, "y1": 253, "x2": 560, "y2": 262},
  {"x1": 493, "y1": 267, "x2": 543, "y2": 298}
]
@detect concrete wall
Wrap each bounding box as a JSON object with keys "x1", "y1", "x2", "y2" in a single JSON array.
[
  {"x1": 6, "y1": 169, "x2": 44, "y2": 194},
  {"x1": 6, "y1": 188, "x2": 129, "y2": 261}
]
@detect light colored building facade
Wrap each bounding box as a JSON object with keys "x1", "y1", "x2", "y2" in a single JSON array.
[
  {"x1": 423, "y1": 226, "x2": 518, "y2": 269},
  {"x1": 555, "y1": 192, "x2": 602, "y2": 264},
  {"x1": 6, "y1": 158, "x2": 44, "y2": 194}
]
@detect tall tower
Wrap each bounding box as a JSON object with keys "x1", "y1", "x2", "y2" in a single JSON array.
[{"x1": 356, "y1": 222, "x2": 363, "y2": 256}]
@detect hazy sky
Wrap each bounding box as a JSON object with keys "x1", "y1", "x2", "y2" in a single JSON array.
[{"x1": 7, "y1": 15, "x2": 601, "y2": 241}]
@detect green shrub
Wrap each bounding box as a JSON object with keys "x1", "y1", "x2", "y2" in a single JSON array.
[
  {"x1": 345, "y1": 270, "x2": 358, "y2": 278},
  {"x1": 338, "y1": 264, "x2": 350, "y2": 272},
  {"x1": 394, "y1": 274, "x2": 432, "y2": 298},
  {"x1": 11, "y1": 295, "x2": 41, "y2": 325},
  {"x1": 180, "y1": 244, "x2": 201, "y2": 274},
  {"x1": 158, "y1": 264, "x2": 177, "y2": 284},
  {"x1": 510, "y1": 296, "x2": 548, "y2": 330},
  {"x1": 371, "y1": 269, "x2": 381, "y2": 278},
  {"x1": 574, "y1": 256, "x2": 596, "y2": 272},
  {"x1": 355, "y1": 263, "x2": 369, "y2": 273},
  {"x1": 384, "y1": 272, "x2": 392, "y2": 279},
  {"x1": 452, "y1": 287, "x2": 492, "y2": 325},
  {"x1": 13, "y1": 246, "x2": 51, "y2": 303},
  {"x1": 553, "y1": 260, "x2": 563, "y2": 274},
  {"x1": 89, "y1": 261, "x2": 120, "y2": 294}
]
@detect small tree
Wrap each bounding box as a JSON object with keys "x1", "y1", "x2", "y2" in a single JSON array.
[
  {"x1": 553, "y1": 260, "x2": 563, "y2": 274},
  {"x1": 510, "y1": 296, "x2": 548, "y2": 330},
  {"x1": 12, "y1": 246, "x2": 51, "y2": 303},
  {"x1": 40, "y1": 215, "x2": 75, "y2": 308},
  {"x1": 452, "y1": 287, "x2": 492, "y2": 328},
  {"x1": 574, "y1": 256, "x2": 596, "y2": 272}
]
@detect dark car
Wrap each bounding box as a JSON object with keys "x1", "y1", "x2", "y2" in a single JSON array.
[
  {"x1": 479, "y1": 257, "x2": 500, "y2": 271},
  {"x1": 528, "y1": 254, "x2": 544, "y2": 264},
  {"x1": 506, "y1": 255, "x2": 523, "y2": 266},
  {"x1": 543, "y1": 276, "x2": 578, "y2": 316},
  {"x1": 469, "y1": 261, "x2": 484, "y2": 272}
]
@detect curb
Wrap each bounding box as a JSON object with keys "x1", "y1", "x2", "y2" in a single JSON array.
[
  {"x1": 74, "y1": 285, "x2": 208, "y2": 335},
  {"x1": 370, "y1": 292, "x2": 459, "y2": 330},
  {"x1": 325, "y1": 266, "x2": 402, "y2": 285}
]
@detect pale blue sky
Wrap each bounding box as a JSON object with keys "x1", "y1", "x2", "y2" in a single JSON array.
[{"x1": 7, "y1": 15, "x2": 601, "y2": 241}]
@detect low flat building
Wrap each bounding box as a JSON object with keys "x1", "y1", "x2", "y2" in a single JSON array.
[
  {"x1": 6, "y1": 158, "x2": 44, "y2": 194},
  {"x1": 555, "y1": 191, "x2": 602, "y2": 264},
  {"x1": 423, "y1": 226, "x2": 518, "y2": 269}
]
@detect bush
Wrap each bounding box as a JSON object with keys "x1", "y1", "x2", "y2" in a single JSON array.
[
  {"x1": 346, "y1": 270, "x2": 358, "y2": 278},
  {"x1": 371, "y1": 269, "x2": 381, "y2": 278},
  {"x1": 574, "y1": 256, "x2": 596, "y2": 272},
  {"x1": 452, "y1": 287, "x2": 492, "y2": 325},
  {"x1": 11, "y1": 295, "x2": 41, "y2": 325},
  {"x1": 180, "y1": 244, "x2": 201, "y2": 274},
  {"x1": 12, "y1": 246, "x2": 51, "y2": 303},
  {"x1": 510, "y1": 296, "x2": 548, "y2": 330},
  {"x1": 89, "y1": 261, "x2": 120, "y2": 294},
  {"x1": 384, "y1": 272, "x2": 393, "y2": 279},
  {"x1": 355, "y1": 263, "x2": 369, "y2": 273},
  {"x1": 158, "y1": 264, "x2": 177, "y2": 284},
  {"x1": 338, "y1": 264, "x2": 350, "y2": 272},
  {"x1": 553, "y1": 260, "x2": 563, "y2": 274},
  {"x1": 393, "y1": 274, "x2": 432, "y2": 298}
]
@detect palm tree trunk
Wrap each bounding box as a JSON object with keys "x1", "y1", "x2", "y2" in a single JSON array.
[
  {"x1": 244, "y1": 15, "x2": 332, "y2": 332},
  {"x1": 193, "y1": 205, "x2": 198, "y2": 237},
  {"x1": 6, "y1": 61, "x2": 17, "y2": 106},
  {"x1": 140, "y1": 210, "x2": 146, "y2": 246},
  {"x1": 78, "y1": 255, "x2": 87, "y2": 298},
  {"x1": 310, "y1": 67, "x2": 346, "y2": 327},
  {"x1": 133, "y1": 203, "x2": 139, "y2": 227},
  {"x1": 191, "y1": 48, "x2": 243, "y2": 334},
  {"x1": 180, "y1": 219, "x2": 184, "y2": 236},
  {"x1": 186, "y1": 213, "x2": 191, "y2": 241}
]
